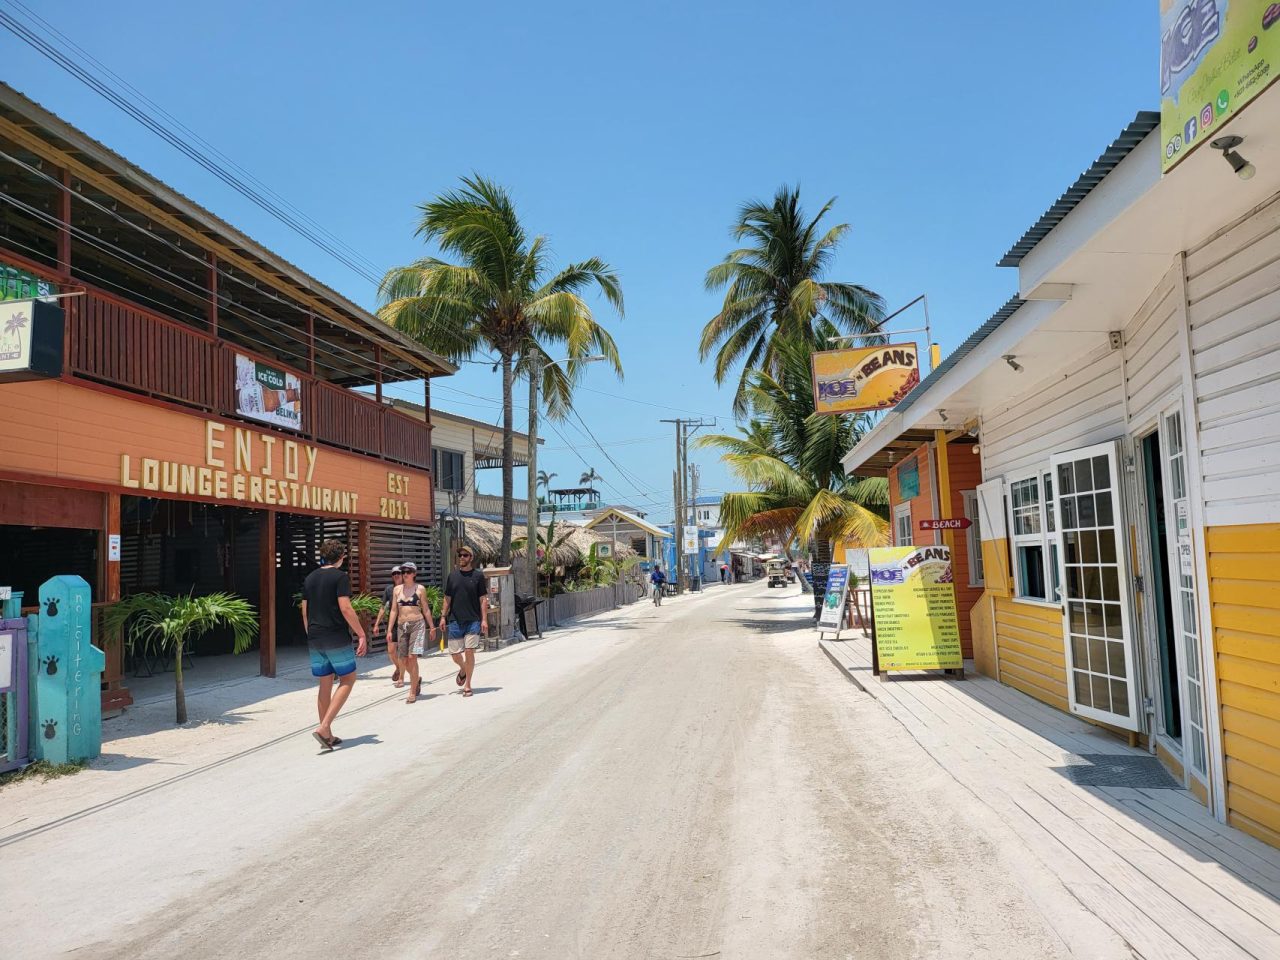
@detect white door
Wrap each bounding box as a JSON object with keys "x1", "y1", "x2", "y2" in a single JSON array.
[
  {"x1": 1160, "y1": 408, "x2": 1210, "y2": 781},
  {"x1": 1051, "y1": 442, "x2": 1141, "y2": 730}
]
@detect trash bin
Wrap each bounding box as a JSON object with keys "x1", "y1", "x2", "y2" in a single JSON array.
[{"x1": 690, "y1": 577, "x2": 702, "y2": 592}]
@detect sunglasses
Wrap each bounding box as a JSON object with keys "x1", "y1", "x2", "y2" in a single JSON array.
[{"x1": 457, "y1": 552, "x2": 473, "y2": 559}]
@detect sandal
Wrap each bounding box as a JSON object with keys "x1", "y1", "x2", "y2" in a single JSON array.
[
  {"x1": 312, "y1": 732, "x2": 334, "y2": 752},
  {"x1": 456, "y1": 670, "x2": 466, "y2": 687},
  {"x1": 462, "y1": 689, "x2": 473, "y2": 698},
  {"x1": 406, "y1": 693, "x2": 417, "y2": 704},
  {"x1": 330, "y1": 737, "x2": 343, "y2": 747},
  {"x1": 394, "y1": 680, "x2": 405, "y2": 689},
  {"x1": 391, "y1": 667, "x2": 401, "y2": 683}
]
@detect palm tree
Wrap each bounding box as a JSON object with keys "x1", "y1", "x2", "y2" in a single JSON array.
[
  {"x1": 536, "y1": 470, "x2": 558, "y2": 498},
  {"x1": 701, "y1": 185, "x2": 886, "y2": 413},
  {"x1": 579, "y1": 468, "x2": 602, "y2": 497},
  {"x1": 103, "y1": 592, "x2": 258, "y2": 724},
  {"x1": 378, "y1": 176, "x2": 624, "y2": 562},
  {"x1": 696, "y1": 327, "x2": 889, "y2": 616}
]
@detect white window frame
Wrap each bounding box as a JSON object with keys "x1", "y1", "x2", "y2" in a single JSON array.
[
  {"x1": 1006, "y1": 467, "x2": 1058, "y2": 606},
  {"x1": 962, "y1": 490, "x2": 984, "y2": 587},
  {"x1": 893, "y1": 503, "x2": 913, "y2": 547}
]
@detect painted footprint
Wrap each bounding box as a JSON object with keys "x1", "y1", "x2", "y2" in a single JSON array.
[
  {"x1": 42, "y1": 654, "x2": 59, "y2": 676},
  {"x1": 44, "y1": 597, "x2": 59, "y2": 617},
  {"x1": 42, "y1": 718, "x2": 58, "y2": 740}
]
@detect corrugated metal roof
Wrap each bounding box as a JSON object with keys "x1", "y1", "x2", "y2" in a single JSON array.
[
  {"x1": 895, "y1": 295, "x2": 1025, "y2": 413},
  {"x1": 997, "y1": 110, "x2": 1159, "y2": 268}
]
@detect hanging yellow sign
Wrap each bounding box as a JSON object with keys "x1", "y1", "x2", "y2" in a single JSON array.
[
  {"x1": 810, "y1": 343, "x2": 920, "y2": 415},
  {"x1": 869, "y1": 545, "x2": 962, "y2": 671}
]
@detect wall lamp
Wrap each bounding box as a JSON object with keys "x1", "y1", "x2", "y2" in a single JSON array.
[
  {"x1": 1003, "y1": 354, "x2": 1023, "y2": 372},
  {"x1": 1210, "y1": 135, "x2": 1256, "y2": 180}
]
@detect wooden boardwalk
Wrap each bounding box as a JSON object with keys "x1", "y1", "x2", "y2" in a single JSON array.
[{"x1": 820, "y1": 635, "x2": 1280, "y2": 960}]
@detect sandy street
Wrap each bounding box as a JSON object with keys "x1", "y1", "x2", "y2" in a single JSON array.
[{"x1": 3, "y1": 582, "x2": 1083, "y2": 960}]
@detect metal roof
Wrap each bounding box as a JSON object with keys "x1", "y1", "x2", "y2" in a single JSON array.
[
  {"x1": 997, "y1": 111, "x2": 1159, "y2": 268},
  {"x1": 895, "y1": 295, "x2": 1025, "y2": 413}
]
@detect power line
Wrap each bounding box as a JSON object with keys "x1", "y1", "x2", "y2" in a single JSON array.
[{"x1": 0, "y1": 5, "x2": 382, "y2": 285}]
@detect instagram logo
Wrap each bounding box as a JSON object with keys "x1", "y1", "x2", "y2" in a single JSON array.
[{"x1": 1200, "y1": 103, "x2": 1214, "y2": 130}]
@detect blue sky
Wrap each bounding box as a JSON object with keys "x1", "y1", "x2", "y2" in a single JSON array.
[{"x1": 3, "y1": 1, "x2": 1156, "y2": 518}]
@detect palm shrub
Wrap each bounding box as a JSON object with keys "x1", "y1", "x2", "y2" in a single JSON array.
[
  {"x1": 104, "y1": 592, "x2": 258, "y2": 725},
  {"x1": 378, "y1": 176, "x2": 624, "y2": 562},
  {"x1": 701, "y1": 185, "x2": 885, "y2": 414}
]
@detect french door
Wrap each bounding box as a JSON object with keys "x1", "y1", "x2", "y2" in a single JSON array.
[
  {"x1": 1051, "y1": 442, "x2": 1141, "y2": 730},
  {"x1": 1160, "y1": 408, "x2": 1209, "y2": 779}
]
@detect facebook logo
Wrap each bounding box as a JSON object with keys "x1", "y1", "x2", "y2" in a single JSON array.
[{"x1": 1184, "y1": 114, "x2": 1198, "y2": 144}]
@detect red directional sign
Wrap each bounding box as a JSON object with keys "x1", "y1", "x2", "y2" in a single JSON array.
[{"x1": 919, "y1": 517, "x2": 972, "y2": 531}]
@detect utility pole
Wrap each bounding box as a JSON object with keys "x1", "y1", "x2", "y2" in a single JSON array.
[{"x1": 661, "y1": 417, "x2": 715, "y2": 594}]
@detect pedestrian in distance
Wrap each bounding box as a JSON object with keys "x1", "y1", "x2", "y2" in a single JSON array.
[
  {"x1": 387, "y1": 561, "x2": 435, "y2": 704},
  {"x1": 300, "y1": 538, "x2": 367, "y2": 752},
  {"x1": 719, "y1": 562, "x2": 728, "y2": 584},
  {"x1": 650, "y1": 564, "x2": 667, "y2": 606},
  {"x1": 372, "y1": 565, "x2": 405, "y2": 687},
  {"x1": 442, "y1": 544, "x2": 487, "y2": 697}
]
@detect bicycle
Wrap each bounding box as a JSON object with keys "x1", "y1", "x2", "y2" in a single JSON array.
[{"x1": 651, "y1": 581, "x2": 664, "y2": 607}]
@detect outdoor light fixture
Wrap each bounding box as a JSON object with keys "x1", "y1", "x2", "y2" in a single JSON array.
[
  {"x1": 1210, "y1": 135, "x2": 1256, "y2": 180},
  {"x1": 938, "y1": 409, "x2": 949, "y2": 423},
  {"x1": 1003, "y1": 354, "x2": 1023, "y2": 372}
]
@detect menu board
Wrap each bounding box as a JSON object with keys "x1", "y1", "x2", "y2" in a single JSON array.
[
  {"x1": 816, "y1": 564, "x2": 850, "y2": 632},
  {"x1": 869, "y1": 545, "x2": 962, "y2": 671}
]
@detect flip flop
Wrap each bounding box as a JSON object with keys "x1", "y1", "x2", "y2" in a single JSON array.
[
  {"x1": 391, "y1": 668, "x2": 401, "y2": 683},
  {"x1": 330, "y1": 737, "x2": 343, "y2": 747},
  {"x1": 456, "y1": 670, "x2": 466, "y2": 687},
  {"x1": 312, "y1": 732, "x2": 334, "y2": 752},
  {"x1": 462, "y1": 689, "x2": 473, "y2": 698}
]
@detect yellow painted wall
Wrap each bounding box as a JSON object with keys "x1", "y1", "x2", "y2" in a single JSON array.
[
  {"x1": 1207, "y1": 522, "x2": 1280, "y2": 847},
  {"x1": 993, "y1": 596, "x2": 1069, "y2": 711}
]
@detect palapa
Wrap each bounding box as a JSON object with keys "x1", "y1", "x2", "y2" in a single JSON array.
[{"x1": 459, "y1": 516, "x2": 633, "y2": 567}]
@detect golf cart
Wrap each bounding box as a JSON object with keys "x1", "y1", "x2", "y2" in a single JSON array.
[{"x1": 765, "y1": 558, "x2": 789, "y2": 588}]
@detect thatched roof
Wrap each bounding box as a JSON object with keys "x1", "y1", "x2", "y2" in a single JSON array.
[{"x1": 460, "y1": 517, "x2": 634, "y2": 567}]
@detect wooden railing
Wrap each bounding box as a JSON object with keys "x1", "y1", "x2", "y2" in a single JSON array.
[
  {"x1": 62, "y1": 286, "x2": 431, "y2": 470},
  {"x1": 474, "y1": 492, "x2": 529, "y2": 519}
]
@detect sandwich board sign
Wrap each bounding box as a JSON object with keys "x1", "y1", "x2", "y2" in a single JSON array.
[
  {"x1": 816, "y1": 563, "x2": 851, "y2": 637},
  {"x1": 868, "y1": 545, "x2": 962, "y2": 676}
]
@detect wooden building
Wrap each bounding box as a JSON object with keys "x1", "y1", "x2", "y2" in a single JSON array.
[
  {"x1": 0, "y1": 84, "x2": 455, "y2": 708},
  {"x1": 843, "y1": 88, "x2": 1280, "y2": 847}
]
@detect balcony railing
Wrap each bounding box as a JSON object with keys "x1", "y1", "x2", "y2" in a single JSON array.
[
  {"x1": 473, "y1": 492, "x2": 529, "y2": 520},
  {"x1": 63, "y1": 286, "x2": 431, "y2": 470}
]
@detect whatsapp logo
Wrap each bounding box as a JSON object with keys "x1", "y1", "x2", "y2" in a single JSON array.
[{"x1": 1216, "y1": 89, "x2": 1230, "y2": 115}]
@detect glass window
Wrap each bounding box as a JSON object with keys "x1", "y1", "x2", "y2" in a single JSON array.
[
  {"x1": 894, "y1": 504, "x2": 913, "y2": 547},
  {"x1": 432, "y1": 449, "x2": 466, "y2": 492},
  {"x1": 963, "y1": 490, "x2": 984, "y2": 586},
  {"x1": 1007, "y1": 470, "x2": 1057, "y2": 603}
]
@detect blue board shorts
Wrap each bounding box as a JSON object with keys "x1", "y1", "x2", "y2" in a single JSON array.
[{"x1": 310, "y1": 644, "x2": 358, "y2": 678}]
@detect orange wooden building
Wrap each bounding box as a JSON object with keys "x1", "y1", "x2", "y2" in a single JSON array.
[
  {"x1": 0, "y1": 84, "x2": 455, "y2": 709},
  {"x1": 852, "y1": 430, "x2": 985, "y2": 658}
]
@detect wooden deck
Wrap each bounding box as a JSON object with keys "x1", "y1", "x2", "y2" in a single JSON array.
[{"x1": 820, "y1": 634, "x2": 1280, "y2": 960}]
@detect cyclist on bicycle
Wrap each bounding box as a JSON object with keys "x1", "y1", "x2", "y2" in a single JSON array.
[{"x1": 650, "y1": 565, "x2": 667, "y2": 606}]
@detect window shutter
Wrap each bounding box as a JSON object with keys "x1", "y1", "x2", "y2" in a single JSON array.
[{"x1": 976, "y1": 478, "x2": 1010, "y2": 597}]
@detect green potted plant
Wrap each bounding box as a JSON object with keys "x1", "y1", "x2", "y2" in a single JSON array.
[{"x1": 103, "y1": 592, "x2": 258, "y2": 725}]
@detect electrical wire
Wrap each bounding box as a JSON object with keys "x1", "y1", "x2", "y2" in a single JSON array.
[{"x1": 0, "y1": 5, "x2": 382, "y2": 285}]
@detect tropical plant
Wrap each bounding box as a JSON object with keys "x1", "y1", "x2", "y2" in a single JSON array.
[
  {"x1": 348, "y1": 593, "x2": 385, "y2": 619},
  {"x1": 513, "y1": 513, "x2": 576, "y2": 595},
  {"x1": 578, "y1": 468, "x2": 602, "y2": 495},
  {"x1": 536, "y1": 470, "x2": 558, "y2": 497},
  {"x1": 103, "y1": 592, "x2": 258, "y2": 725},
  {"x1": 378, "y1": 176, "x2": 624, "y2": 563},
  {"x1": 701, "y1": 185, "x2": 885, "y2": 414},
  {"x1": 696, "y1": 326, "x2": 889, "y2": 558}
]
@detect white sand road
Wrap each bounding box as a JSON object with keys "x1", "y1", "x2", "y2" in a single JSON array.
[{"x1": 0, "y1": 582, "x2": 1115, "y2": 959}]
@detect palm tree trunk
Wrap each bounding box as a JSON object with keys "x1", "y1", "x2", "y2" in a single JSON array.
[
  {"x1": 500, "y1": 350, "x2": 515, "y2": 564},
  {"x1": 174, "y1": 640, "x2": 188, "y2": 724}
]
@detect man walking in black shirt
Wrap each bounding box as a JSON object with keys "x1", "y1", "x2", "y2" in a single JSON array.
[
  {"x1": 301, "y1": 539, "x2": 367, "y2": 750},
  {"x1": 442, "y1": 543, "x2": 488, "y2": 698}
]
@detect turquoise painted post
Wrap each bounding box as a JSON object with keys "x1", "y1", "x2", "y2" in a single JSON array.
[{"x1": 33, "y1": 576, "x2": 104, "y2": 764}]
